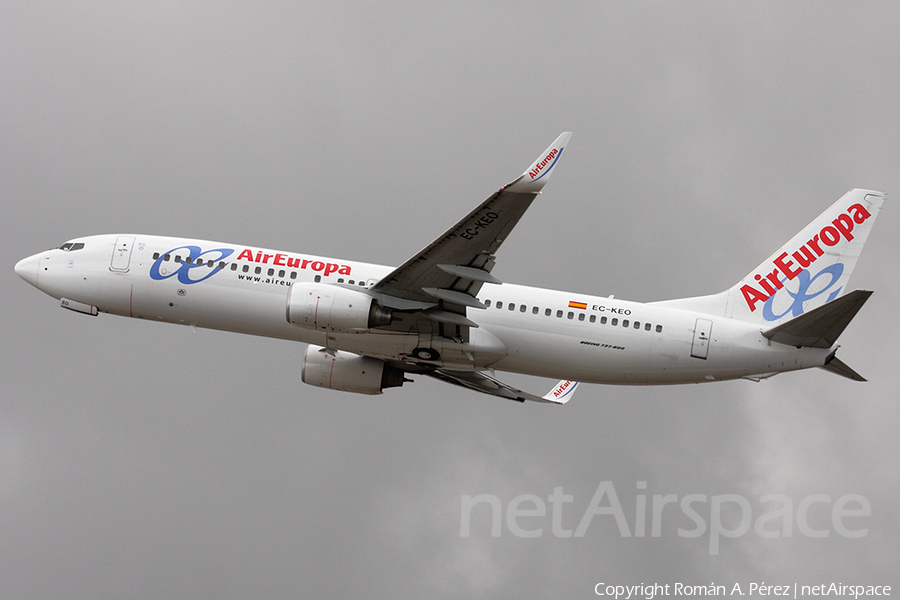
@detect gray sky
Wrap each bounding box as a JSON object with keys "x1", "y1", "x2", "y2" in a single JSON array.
[{"x1": 2, "y1": 2, "x2": 899, "y2": 598}]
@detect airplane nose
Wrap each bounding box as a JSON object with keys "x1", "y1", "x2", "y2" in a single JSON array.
[{"x1": 14, "y1": 253, "x2": 41, "y2": 288}]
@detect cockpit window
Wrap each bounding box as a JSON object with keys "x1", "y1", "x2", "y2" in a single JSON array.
[{"x1": 58, "y1": 242, "x2": 85, "y2": 251}]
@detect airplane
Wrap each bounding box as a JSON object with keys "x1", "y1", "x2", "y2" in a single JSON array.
[{"x1": 14, "y1": 133, "x2": 884, "y2": 404}]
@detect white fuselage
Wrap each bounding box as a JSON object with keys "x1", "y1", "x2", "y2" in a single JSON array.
[{"x1": 17, "y1": 234, "x2": 834, "y2": 385}]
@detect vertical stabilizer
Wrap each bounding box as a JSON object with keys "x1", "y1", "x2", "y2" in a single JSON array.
[{"x1": 725, "y1": 189, "x2": 883, "y2": 326}]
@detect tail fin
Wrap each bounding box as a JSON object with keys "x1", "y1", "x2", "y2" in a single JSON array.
[{"x1": 725, "y1": 189, "x2": 884, "y2": 326}]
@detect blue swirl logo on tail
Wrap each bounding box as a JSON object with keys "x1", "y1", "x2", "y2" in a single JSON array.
[{"x1": 762, "y1": 263, "x2": 844, "y2": 321}]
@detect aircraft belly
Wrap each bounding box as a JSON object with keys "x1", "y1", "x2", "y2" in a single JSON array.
[{"x1": 323, "y1": 327, "x2": 507, "y2": 369}]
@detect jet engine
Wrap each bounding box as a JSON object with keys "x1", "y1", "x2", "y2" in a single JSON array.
[
  {"x1": 301, "y1": 345, "x2": 407, "y2": 394},
  {"x1": 286, "y1": 282, "x2": 392, "y2": 333}
]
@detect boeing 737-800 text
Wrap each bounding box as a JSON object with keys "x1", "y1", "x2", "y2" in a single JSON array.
[{"x1": 15, "y1": 133, "x2": 883, "y2": 403}]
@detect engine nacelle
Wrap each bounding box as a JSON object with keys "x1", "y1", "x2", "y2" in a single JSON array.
[
  {"x1": 286, "y1": 283, "x2": 392, "y2": 333},
  {"x1": 301, "y1": 345, "x2": 406, "y2": 394}
]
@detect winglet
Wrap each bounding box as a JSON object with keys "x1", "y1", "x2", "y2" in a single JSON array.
[
  {"x1": 542, "y1": 380, "x2": 579, "y2": 404},
  {"x1": 504, "y1": 132, "x2": 573, "y2": 193}
]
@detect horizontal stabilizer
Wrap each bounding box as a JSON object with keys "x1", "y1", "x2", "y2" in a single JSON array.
[
  {"x1": 819, "y1": 353, "x2": 867, "y2": 382},
  {"x1": 762, "y1": 290, "x2": 872, "y2": 348}
]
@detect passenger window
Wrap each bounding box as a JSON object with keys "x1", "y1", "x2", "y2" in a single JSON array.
[
  {"x1": 164, "y1": 254, "x2": 170, "y2": 261},
  {"x1": 267, "y1": 268, "x2": 274, "y2": 276},
  {"x1": 175, "y1": 255, "x2": 182, "y2": 263},
  {"x1": 656, "y1": 325, "x2": 663, "y2": 333},
  {"x1": 255, "y1": 266, "x2": 262, "y2": 274},
  {"x1": 520, "y1": 305, "x2": 526, "y2": 313},
  {"x1": 611, "y1": 318, "x2": 618, "y2": 326},
  {"x1": 231, "y1": 263, "x2": 237, "y2": 271},
  {"x1": 578, "y1": 313, "x2": 585, "y2": 321},
  {"x1": 243, "y1": 265, "x2": 249, "y2": 273},
  {"x1": 290, "y1": 272, "x2": 297, "y2": 280},
  {"x1": 567, "y1": 312, "x2": 574, "y2": 320},
  {"x1": 185, "y1": 257, "x2": 193, "y2": 264},
  {"x1": 153, "y1": 252, "x2": 160, "y2": 259},
  {"x1": 634, "y1": 321, "x2": 640, "y2": 329},
  {"x1": 601, "y1": 316, "x2": 607, "y2": 324},
  {"x1": 218, "y1": 262, "x2": 225, "y2": 270},
  {"x1": 315, "y1": 275, "x2": 321, "y2": 282},
  {"x1": 497, "y1": 301, "x2": 503, "y2": 309},
  {"x1": 278, "y1": 269, "x2": 285, "y2": 278},
  {"x1": 623, "y1": 319, "x2": 629, "y2": 327},
  {"x1": 645, "y1": 323, "x2": 651, "y2": 331},
  {"x1": 545, "y1": 308, "x2": 551, "y2": 316},
  {"x1": 590, "y1": 315, "x2": 596, "y2": 323},
  {"x1": 508, "y1": 303, "x2": 515, "y2": 311},
  {"x1": 484, "y1": 299, "x2": 491, "y2": 307},
  {"x1": 349, "y1": 280, "x2": 355, "y2": 285},
  {"x1": 556, "y1": 310, "x2": 563, "y2": 318},
  {"x1": 532, "y1": 306, "x2": 538, "y2": 315},
  {"x1": 337, "y1": 278, "x2": 344, "y2": 283}
]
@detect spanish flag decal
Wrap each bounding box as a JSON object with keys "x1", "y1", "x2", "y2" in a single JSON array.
[{"x1": 568, "y1": 301, "x2": 588, "y2": 310}]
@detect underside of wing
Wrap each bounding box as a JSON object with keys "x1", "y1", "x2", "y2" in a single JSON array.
[{"x1": 368, "y1": 133, "x2": 572, "y2": 344}]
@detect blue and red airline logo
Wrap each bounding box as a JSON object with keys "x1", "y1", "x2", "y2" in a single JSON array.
[{"x1": 741, "y1": 202, "x2": 870, "y2": 313}]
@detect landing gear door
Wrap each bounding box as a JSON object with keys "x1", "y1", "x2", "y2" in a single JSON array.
[
  {"x1": 110, "y1": 236, "x2": 135, "y2": 272},
  {"x1": 691, "y1": 318, "x2": 713, "y2": 360}
]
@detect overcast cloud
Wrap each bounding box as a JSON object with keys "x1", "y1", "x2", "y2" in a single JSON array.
[{"x1": 2, "y1": 2, "x2": 899, "y2": 598}]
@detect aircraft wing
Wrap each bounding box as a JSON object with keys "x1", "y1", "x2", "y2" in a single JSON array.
[
  {"x1": 426, "y1": 369, "x2": 578, "y2": 404},
  {"x1": 369, "y1": 132, "x2": 572, "y2": 330}
]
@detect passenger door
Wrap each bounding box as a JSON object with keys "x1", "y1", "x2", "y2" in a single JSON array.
[{"x1": 110, "y1": 236, "x2": 135, "y2": 272}]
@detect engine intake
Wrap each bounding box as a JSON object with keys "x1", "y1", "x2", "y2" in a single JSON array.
[
  {"x1": 287, "y1": 283, "x2": 392, "y2": 332},
  {"x1": 301, "y1": 345, "x2": 406, "y2": 394}
]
